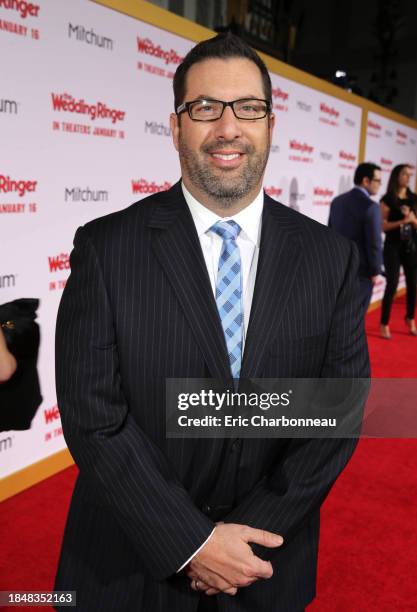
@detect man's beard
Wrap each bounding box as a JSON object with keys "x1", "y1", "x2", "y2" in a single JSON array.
[{"x1": 178, "y1": 134, "x2": 270, "y2": 209}]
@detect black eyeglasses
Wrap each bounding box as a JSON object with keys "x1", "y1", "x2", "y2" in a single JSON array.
[{"x1": 176, "y1": 98, "x2": 271, "y2": 121}]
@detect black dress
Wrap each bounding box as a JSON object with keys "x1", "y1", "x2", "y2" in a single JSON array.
[
  {"x1": 0, "y1": 299, "x2": 42, "y2": 431},
  {"x1": 380, "y1": 191, "x2": 417, "y2": 325}
]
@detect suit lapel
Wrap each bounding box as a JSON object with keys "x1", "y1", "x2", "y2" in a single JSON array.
[
  {"x1": 149, "y1": 182, "x2": 232, "y2": 385},
  {"x1": 241, "y1": 195, "x2": 303, "y2": 379}
]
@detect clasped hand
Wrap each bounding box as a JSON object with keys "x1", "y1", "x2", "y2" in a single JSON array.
[{"x1": 185, "y1": 522, "x2": 284, "y2": 597}]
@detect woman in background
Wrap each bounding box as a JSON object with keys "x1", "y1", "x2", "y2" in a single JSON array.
[
  {"x1": 380, "y1": 164, "x2": 417, "y2": 339},
  {"x1": 0, "y1": 326, "x2": 16, "y2": 382},
  {"x1": 0, "y1": 299, "x2": 42, "y2": 431}
]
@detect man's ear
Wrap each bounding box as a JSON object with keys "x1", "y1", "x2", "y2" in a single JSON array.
[
  {"x1": 170, "y1": 112, "x2": 180, "y2": 152},
  {"x1": 269, "y1": 112, "x2": 276, "y2": 138}
]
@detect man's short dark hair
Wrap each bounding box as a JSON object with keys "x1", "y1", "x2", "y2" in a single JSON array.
[
  {"x1": 354, "y1": 162, "x2": 381, "y2": 185},
  {"x1": 173, "y1": 33, "x2": 272, "y2": 111}
]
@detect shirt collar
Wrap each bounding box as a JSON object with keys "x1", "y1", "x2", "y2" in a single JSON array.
[
  {"x1": 354, "y1": 186, "x2": 371, "y2": 198},
  {"x1": 182, "y1": 181, "x2": 264, "y2": 246}
]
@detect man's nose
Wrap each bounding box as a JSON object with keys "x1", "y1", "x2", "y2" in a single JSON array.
[{"x1": 213, "y1": 105, "x2": 243, "y2": 140}]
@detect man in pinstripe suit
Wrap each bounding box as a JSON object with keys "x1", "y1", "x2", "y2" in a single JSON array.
[{"x1": 55, "y1": 34, "x2": 369, "y2": 611}]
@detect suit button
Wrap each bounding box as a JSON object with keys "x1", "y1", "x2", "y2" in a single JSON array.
[
  {"x1": 201, "y1": 503, "x2": 212, "y2": 515},
  {"x1": 231, "y1": 439, "x2": 241, "y2": 452}
]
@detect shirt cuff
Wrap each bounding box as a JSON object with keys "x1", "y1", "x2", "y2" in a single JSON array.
[{"x1": 176, "y1": 527, "x2": 216, "y2": 573}]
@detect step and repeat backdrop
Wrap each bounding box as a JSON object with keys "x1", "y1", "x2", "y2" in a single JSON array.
[
  {"x1": 1, "y1": 0, "x2": 417, "y2": 484},
  {"x1": 264, "y1": 74, "x2": 361, "y2": 227}
]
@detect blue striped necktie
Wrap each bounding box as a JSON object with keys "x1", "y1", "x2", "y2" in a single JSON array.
[{"x1": 210, "y1": 220, "x2": 243, "y2": 380}]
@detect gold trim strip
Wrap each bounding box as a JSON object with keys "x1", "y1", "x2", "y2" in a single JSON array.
[
  {"x1": 91, "y1": 0, "x2": 214, "y2": 42},
  {"x1": 0, "y1": 449, "x2": 74, "y2": 502},
  {"x1": 358, "y1": 108, "x2": 368, "y2": 163}
]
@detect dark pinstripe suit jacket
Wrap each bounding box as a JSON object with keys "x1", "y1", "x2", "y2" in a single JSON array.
[{"x1": 54, "y1": 181, "x2": 369, "y2": 611}]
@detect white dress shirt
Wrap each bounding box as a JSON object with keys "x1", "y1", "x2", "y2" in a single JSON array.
[
  {"x1": 176, "y1": 181, "x2": 264, "y2": 572},
  {"x1": 182, "y1": 182, "x2": 263, "y2": 348}
]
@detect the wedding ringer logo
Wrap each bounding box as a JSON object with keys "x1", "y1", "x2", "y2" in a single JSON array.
[
  {"x1": 271, "y1": 86, "x2": 289, "y2": 112},
  {"x1": 319, "y1": 102, "x2": 339, "y2": 126},
  {"x1": 51, "y1": 93, "x2": 125, "y2": 124},
  {"x1": 0, "y1": 0, "x2": 40, "y2": 18},
  {"x1": 314, "y1": 187, "x2": 334, "y2": 197},
  {"x1": 48, "y1": 253, "x2": 70, "y2": 273},
  {"x1": 313, "y1": 187, "x2": 334, "y2": 206},
  {"x1": 339, "y1": 151, "x2": 356, "y2": 161},
  {"x1": 320, "y1": 102, "x2": 339, "y2": 118},
  {"x1": 44, "y1": 405, "x2": 60, "y2": 424},
  {"x1": 137, "y1": 37, "x2": 183, "y2": 65},
  {"x1": 290, "y1": 140, "x2": 314, "y2": 154},
  {"x1": 265, "y1": 186, "x2": 283, "y2": 198},
  {"x1": 272, "y1": 87, "x2": 289, "y2": 101},
  {"x1": 0, "y1": 174, "x2": 37, "y2": 196},
  {"x1": 131, "y1": 179, "x2": 172, "y2": 194}
]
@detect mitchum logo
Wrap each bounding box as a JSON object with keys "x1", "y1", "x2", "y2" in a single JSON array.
[
  {"x1": 144, "y1": 120, "x2": 171, "y2": 136},
  {"x1": 0, "y1": 98, "x2": 18, "y2": 114},
  {"x1": 296, "y1": 100, "x2": 311, "y2": 112},
  {"x1": 0, "y1": 436, "x2": 13, "y2": 452},
  {"x1": 0, "y1": 274, "x2": 16, "y2": 289},
  {"x1": 64, "y1": 187, "x2": 109, "y2": 202},
  {"x1": 68, "y1": 23, "x2": 114, "y2": 51}
]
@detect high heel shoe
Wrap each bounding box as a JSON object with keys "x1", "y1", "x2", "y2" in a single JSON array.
[
  {"x1": 404, "y1": 317, "x2": 417, "y2": 336},
  {"x1": 380, "y1": 324, "x2": 391, "y2": 339}
]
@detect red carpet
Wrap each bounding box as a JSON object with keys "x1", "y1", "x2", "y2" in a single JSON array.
[
  {"x1": 1, "y1": 295, "x2": 416, "y2": 611},
  {"x1": 311, "y1": 294, "x2": 417, "y2": 611}
]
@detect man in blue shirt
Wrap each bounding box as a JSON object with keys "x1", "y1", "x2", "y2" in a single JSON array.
[{"x1": 329, "y1": 162, "x2": 383, "y2": 312}]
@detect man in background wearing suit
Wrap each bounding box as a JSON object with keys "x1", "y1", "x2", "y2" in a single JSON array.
[
  {"x1": 55, "y1": 34, "x2": 369, "y2": 611},
  {"x1": 329, "y1": 162, "x2": 383, "y2": 313}
]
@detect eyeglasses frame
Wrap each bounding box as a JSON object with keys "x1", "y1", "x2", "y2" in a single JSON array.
[{"x1": 176, "y1": 97, "x2": 272, "y2": 122}]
